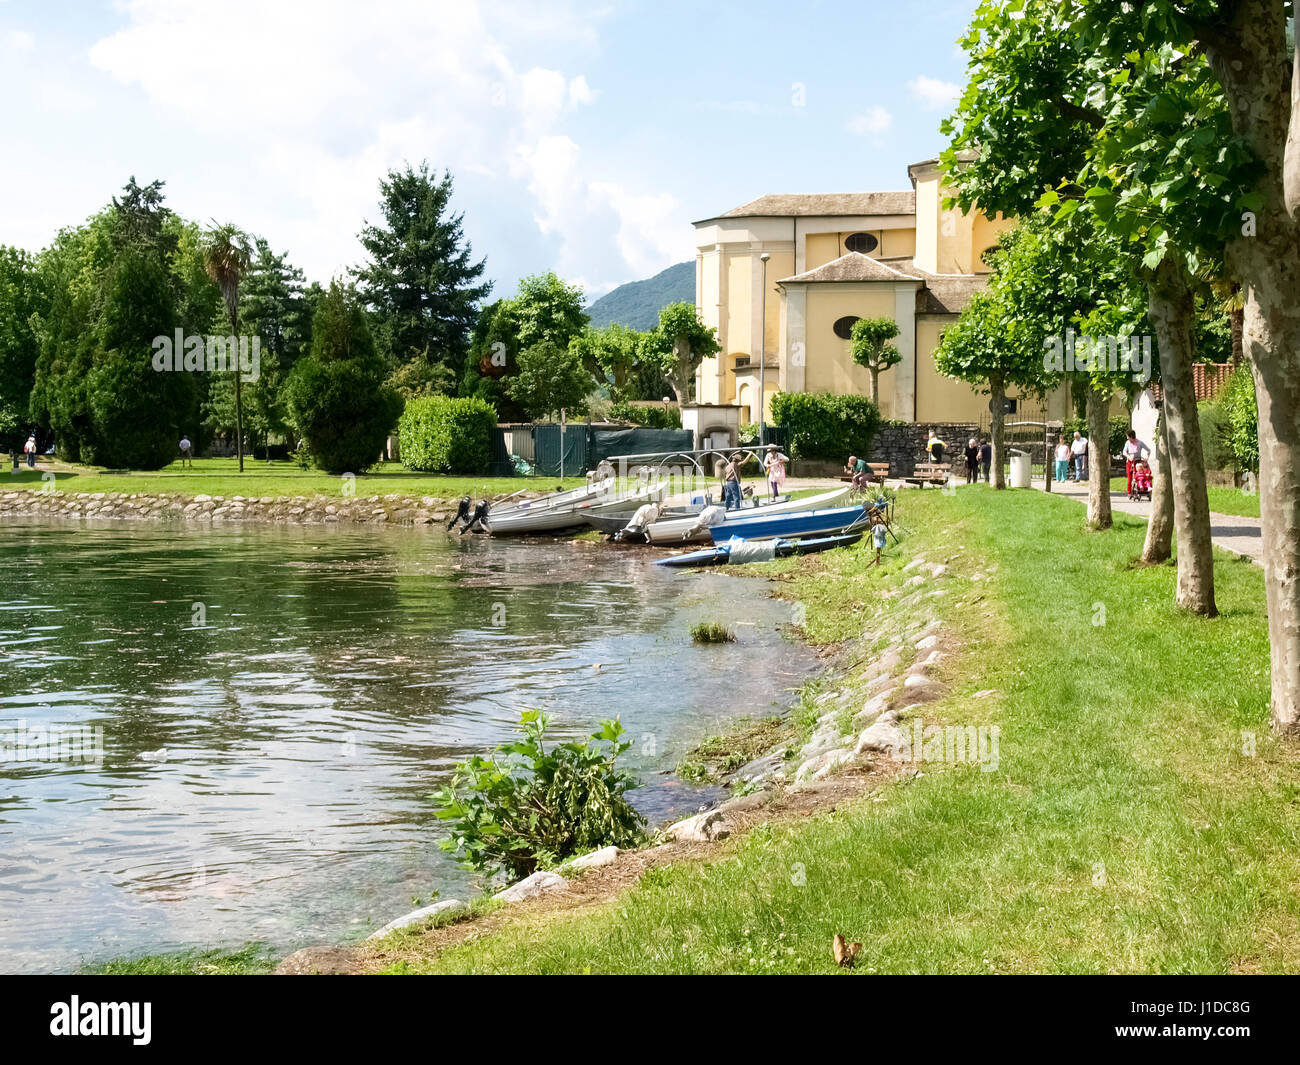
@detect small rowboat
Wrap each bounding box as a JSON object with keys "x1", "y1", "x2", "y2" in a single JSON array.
[
  {"x1": 645, "y1": 486, "x2": 851, "y2": 544},
  {"x1": 655, "y1": 533, "x2": 863, "y2": 569},
  {"x1": 707, "y1": 504, "x2": 868, "y2": 543}
]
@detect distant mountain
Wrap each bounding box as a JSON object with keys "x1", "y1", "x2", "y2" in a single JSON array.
[{"x1": 587, "y1": 261, "x2": 694, "y2": 331}]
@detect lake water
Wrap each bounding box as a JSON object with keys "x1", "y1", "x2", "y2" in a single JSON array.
[{"x1": 0, "y1": 517, "x2": 817, "y2": 973}]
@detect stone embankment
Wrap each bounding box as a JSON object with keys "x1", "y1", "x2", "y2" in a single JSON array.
[{"x1": 0, "y1": 489, "x2": 527, "y2": 527}]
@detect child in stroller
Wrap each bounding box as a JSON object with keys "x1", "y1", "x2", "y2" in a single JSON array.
[{"x1": 1129, "y1": 458, "x2": 1153, "y2": 501}]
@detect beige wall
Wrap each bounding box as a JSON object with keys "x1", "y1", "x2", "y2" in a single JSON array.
[
  {"x1": 915, "y1": 317, "x2": 988, "y2": 423},
  {"x1": 803, "y1": 284, "x2": 898, "y2": 397}
]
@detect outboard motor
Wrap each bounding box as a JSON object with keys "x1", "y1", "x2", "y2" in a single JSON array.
[
  {"x1": 447, "y1": 495, "x2": 472, "y2": 530},
  {"x1": 460, "y1": 499, "x2": 491, "y2": 534}
]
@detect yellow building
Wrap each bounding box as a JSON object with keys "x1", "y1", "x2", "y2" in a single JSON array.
[{"x1": 692, "y1": 157, "x2": 1061, "y2": 424}]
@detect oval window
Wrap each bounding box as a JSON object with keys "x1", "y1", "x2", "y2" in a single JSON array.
[
  {"x1": 833, "y1": 315, "x2": 859, "y2": 340},
  {"x1": 845, "y1": 232, "x2": 879, "y2": 254}
]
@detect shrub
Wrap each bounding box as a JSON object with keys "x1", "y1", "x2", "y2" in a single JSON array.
[
  {"x1": 432, "y1": 710, "x2": 645, "y2": 879},
  {"x1": 1061, "y1": 414, "x2": 1130, "y2": 459},
  {"x1": 769, "y1": 391, "x2": 881, "y2": 460},
  {"x1": 399, "y1": 395, "x2": 496, "y2": 474},
  {"x1": 1197, "y1": 400, "x2": 1234, "y2": 471},
  {"x1": 1219, "y1": 363, "x2": 1258, "y2": 472},
  {"x1": 608, "y1": 399, "x2": 682, "y2": 429}
]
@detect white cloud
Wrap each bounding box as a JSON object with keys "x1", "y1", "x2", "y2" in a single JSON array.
[
  {"x1": 846, "y1": 106, "x2": 892, "y2": 136},
  {"x1": 8, "y1": 30, "x2": 34, "y2": 51},
  {"x1": 71, "y1": 0, "x2": 678, "y2": 292},
  {"x1": 909, "y1": 75, "x2": 961, "y2": 110}
]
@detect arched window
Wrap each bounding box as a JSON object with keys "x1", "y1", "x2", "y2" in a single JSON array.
[
  {"x1": 833, "y1": 315, "x2": 860, "y2": 340},
  {"x1": 845, "y1": 232, "x2": 879, "y2": 254}
]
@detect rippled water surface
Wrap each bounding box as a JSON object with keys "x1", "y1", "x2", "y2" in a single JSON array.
[{"x1": 0, "y1": 517, "x2": 817, "y2": 972}]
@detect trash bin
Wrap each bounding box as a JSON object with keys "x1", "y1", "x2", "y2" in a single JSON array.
[{"x1": 1009, "y1": 449, "x2": 1031, "y2": 489}]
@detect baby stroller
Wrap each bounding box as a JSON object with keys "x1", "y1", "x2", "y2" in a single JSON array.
[{"x1": 1129, "y1": 460, "x2": 1153, "y2": 502}]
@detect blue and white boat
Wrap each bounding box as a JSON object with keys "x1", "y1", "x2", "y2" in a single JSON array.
[
  {"x1": 655, "y1": 532, "x2": 863, "y2": 569},
  {"x1": 707, "y1": 504, "x2": 868, "y2": 543}
]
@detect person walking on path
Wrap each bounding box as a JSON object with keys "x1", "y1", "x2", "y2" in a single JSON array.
[
  {"x1": 1122, "y1": 429, "x2": 1150, "y2": 495},
  {"x1": 1054, "y1": 436, "x2": 1071, "y2": 484},
  {"x1": 762, "y1": 443, "x2": 788, "y2": 501},
  {"x1": 964, "y1": 437, "x2": 980, "y2": 484},
  {"x1": 23, "y1": 434, "x2": 36, "y2": 469},
  {"x1": 179, "y1": 435, "x2": 193, "y2": 469},
  {"x1": 926, "y1": 430, "x2": 946, "y2": 466},
  {"x1": 1070, "y1": 431, "x2": 1089, "y2": 481},
  {"x1": 978, "y1": 438, "x2": 992, "y2": 483}
]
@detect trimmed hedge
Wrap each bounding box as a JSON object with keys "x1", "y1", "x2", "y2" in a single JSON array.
[
  {"x1": 1062, "y1": 414, "x2": 1130, "y2": 459},
  {"x1": 769, "y1": 391, "x2": 881, "y2": 460},
  {"x1": 399, "y1": 395, "x2": 497, "y2": 474}
]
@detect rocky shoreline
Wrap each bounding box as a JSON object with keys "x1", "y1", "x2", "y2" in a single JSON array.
[{"x1": 0, "y1": 488, "x2": 544, "y2": 528}]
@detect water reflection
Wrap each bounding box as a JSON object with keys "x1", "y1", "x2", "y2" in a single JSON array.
[{"x1": 0, "y1": 518, "x2": 816, "y2": 972}]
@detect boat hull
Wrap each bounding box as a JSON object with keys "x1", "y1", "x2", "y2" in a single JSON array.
[
  {"x1": 656, "y1": 532, "x2": 863, "y2": 569},
  {"x1": 708, "y1": 504, "x2": 867, "y2": 543},
  {"x1": 645, "y1": 486, "x2": 850, "y2": 544}
]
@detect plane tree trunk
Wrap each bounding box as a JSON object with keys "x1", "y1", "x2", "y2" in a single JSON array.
[
  {"x1": 989, "y1": 372, "x2": 1006, "y2": 490},
  {"x1": 1142, "y1": 410, "x2": 1174, "y2": 564},
  {"x1": 1147, "y1": 258, "x2": 1217, "y2": 616},
  {"x1": 1086, "y1": 386, "x2": 1111, "y2": 529}
]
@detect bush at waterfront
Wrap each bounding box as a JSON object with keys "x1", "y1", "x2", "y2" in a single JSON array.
[
  {"x1": 399, "y1": 395, "x2": 497, "y2": 474},
  {"x1": 770, "y1": 391, "x2": 881, "y2": 460}
]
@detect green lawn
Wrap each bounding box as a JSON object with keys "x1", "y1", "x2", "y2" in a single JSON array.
[
  {"x1": 382, "y1": 486, "x2": 1296, "y2": 974},
  {"x1": 1104, "y1": 475, "x2": 1260, "y2": 519},
  {"x1": 0, "y1": 456, "x2": 585, "y2": 500}
]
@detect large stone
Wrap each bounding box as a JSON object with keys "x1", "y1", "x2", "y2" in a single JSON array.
[
  {"x1": 569, "y1": 845, "x2": 621, "y2": 871},
  {"x1": 663, "y1": 810, "x2": 731, "y2": 843},
  {"x1": 495, "y1": 870, "x2": 569, "y2": 903},
  {"x1": 274, "y1": 946, "x2": 362, "y2": 975},
  {"x1": 915, "y1": 634, "x2": 940, "y2": 651},
  {"x1": 856, "y1": 714, "x2": 905, "y2": 757},
  {"x1": 367, "y1": 898, "x2": 465, "y2": 939}
]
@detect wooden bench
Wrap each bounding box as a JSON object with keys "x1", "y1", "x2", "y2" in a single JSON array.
[
  {"x1": 904, "y1": 463, "x2": 951, "y2": 487},
  {"x1": 838, "y1": 462, "x2": 891, "y2": 484}
]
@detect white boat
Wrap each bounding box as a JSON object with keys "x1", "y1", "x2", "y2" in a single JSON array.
[
  {"x1": 485, "y1": 478, "x2": 668, "y2": 535},
  {"x1": 644, "y1": 486, "x2": 852, "y2": 544}
]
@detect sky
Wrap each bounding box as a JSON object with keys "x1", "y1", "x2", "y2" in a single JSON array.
[{"x1": 0, "y1": 0, "x2": 979, "y2": 301}]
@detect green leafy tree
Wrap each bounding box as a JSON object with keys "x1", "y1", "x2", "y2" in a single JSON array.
[
  {"x1": 354, "y1": 163, "x2": 491, "y2": 383},
  {"x1": 512, "y1": 272, "x2": 589, "y2": 352},
  {"x1": 570, "y1": 323, "x2": 644, "y2": 400},
  {"x1": 641, "y1": 301, "x2": 720, "y2": 402},
  {"x1": 848, "y1": 317, "x2": 902, "y2": 405},
  {"x1": 201, "y1": 223, "x2": 253, "y2": 470},
  {"x1": 0, "y1": 247, "x2": 48, "y2": 453},
  {"x1": 283, "y1": 282, "x2": 402, "y2": 474},
  {"x1": 506, "y1": 339, "x2": 591, "y2": 421}
]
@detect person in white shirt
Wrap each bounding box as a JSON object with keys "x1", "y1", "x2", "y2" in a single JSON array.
[
  {"x1": 1070, "y1": 431, "x2": 1089, "y2": 481},
  {"x1": 1053, "y1": 437, "x2": 1071, "y2": 483},
  {"x1": 1122, "y1": 430, "x2": 1150, "y2": 495}
]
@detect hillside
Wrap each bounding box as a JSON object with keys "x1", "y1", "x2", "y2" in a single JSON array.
[{"x1": 587, "y1": 261, "x2": 694, "y2": 330}]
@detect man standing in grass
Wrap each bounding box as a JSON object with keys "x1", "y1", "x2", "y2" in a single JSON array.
[{"x1": 179, "y1": 435, "x2": 193, "y2": 469}]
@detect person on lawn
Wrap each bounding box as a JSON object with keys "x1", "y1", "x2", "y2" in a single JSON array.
[
  {"x1": 978, "y1": 438, "x2": 992, "y2": 483},
  {"x1": 845, "y1": 454, "x2": 871, "y2": 489},
  {"x1": 964, "y1": 437, "x2": 980, "y2": 484}
]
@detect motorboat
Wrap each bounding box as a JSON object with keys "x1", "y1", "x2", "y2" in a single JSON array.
[
  {"x1": 645, "y1": 486, "x2": 852, "y2": 544},
  {"x1": 655, "y1": 532, "x2": 863, "y2": 569},
  {"x1": 707, "y1": 503, "x2": 868, "y2": 543}
]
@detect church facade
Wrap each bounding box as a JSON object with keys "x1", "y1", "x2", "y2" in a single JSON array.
[{"x1": 691, "y1": 157, "x2": 1068, "y2": 425}]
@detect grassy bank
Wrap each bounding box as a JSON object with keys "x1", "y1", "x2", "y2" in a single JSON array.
[
  {"x1": 0, "y1": 457, "x2": 585, "y2": 500},
  {"x1": 378, "y1": 486, "x2": 1297, "y2": 974}
]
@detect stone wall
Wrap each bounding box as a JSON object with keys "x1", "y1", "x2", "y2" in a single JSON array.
[
  {"x1": 0, "y1": 489, "x2": 531, "y2": 527},
  {"x1": 870, "y1": 422, "x2": 981, "y2": 478}
]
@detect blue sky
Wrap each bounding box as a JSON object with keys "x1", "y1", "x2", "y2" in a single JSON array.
[{"x1": 1, "y1": 0, "x2": 978, "y2": 300}]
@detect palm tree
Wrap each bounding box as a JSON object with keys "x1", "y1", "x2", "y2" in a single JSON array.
[{"x1": 202, "y1": 223, "x2": 253, "y2": 471}]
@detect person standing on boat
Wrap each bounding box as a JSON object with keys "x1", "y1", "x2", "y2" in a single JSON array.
[{"x1": 762, "y1": 444, "x2": 788, "y2": 501}]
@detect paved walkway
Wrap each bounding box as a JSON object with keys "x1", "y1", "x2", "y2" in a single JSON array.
[{"x1": 1033, "y1": 477, "x2": 1263, "y2": 564}]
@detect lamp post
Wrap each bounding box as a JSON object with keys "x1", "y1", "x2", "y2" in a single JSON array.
[{"x1": 758, "y1": 252, "x2": 770, "y2": 444}]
